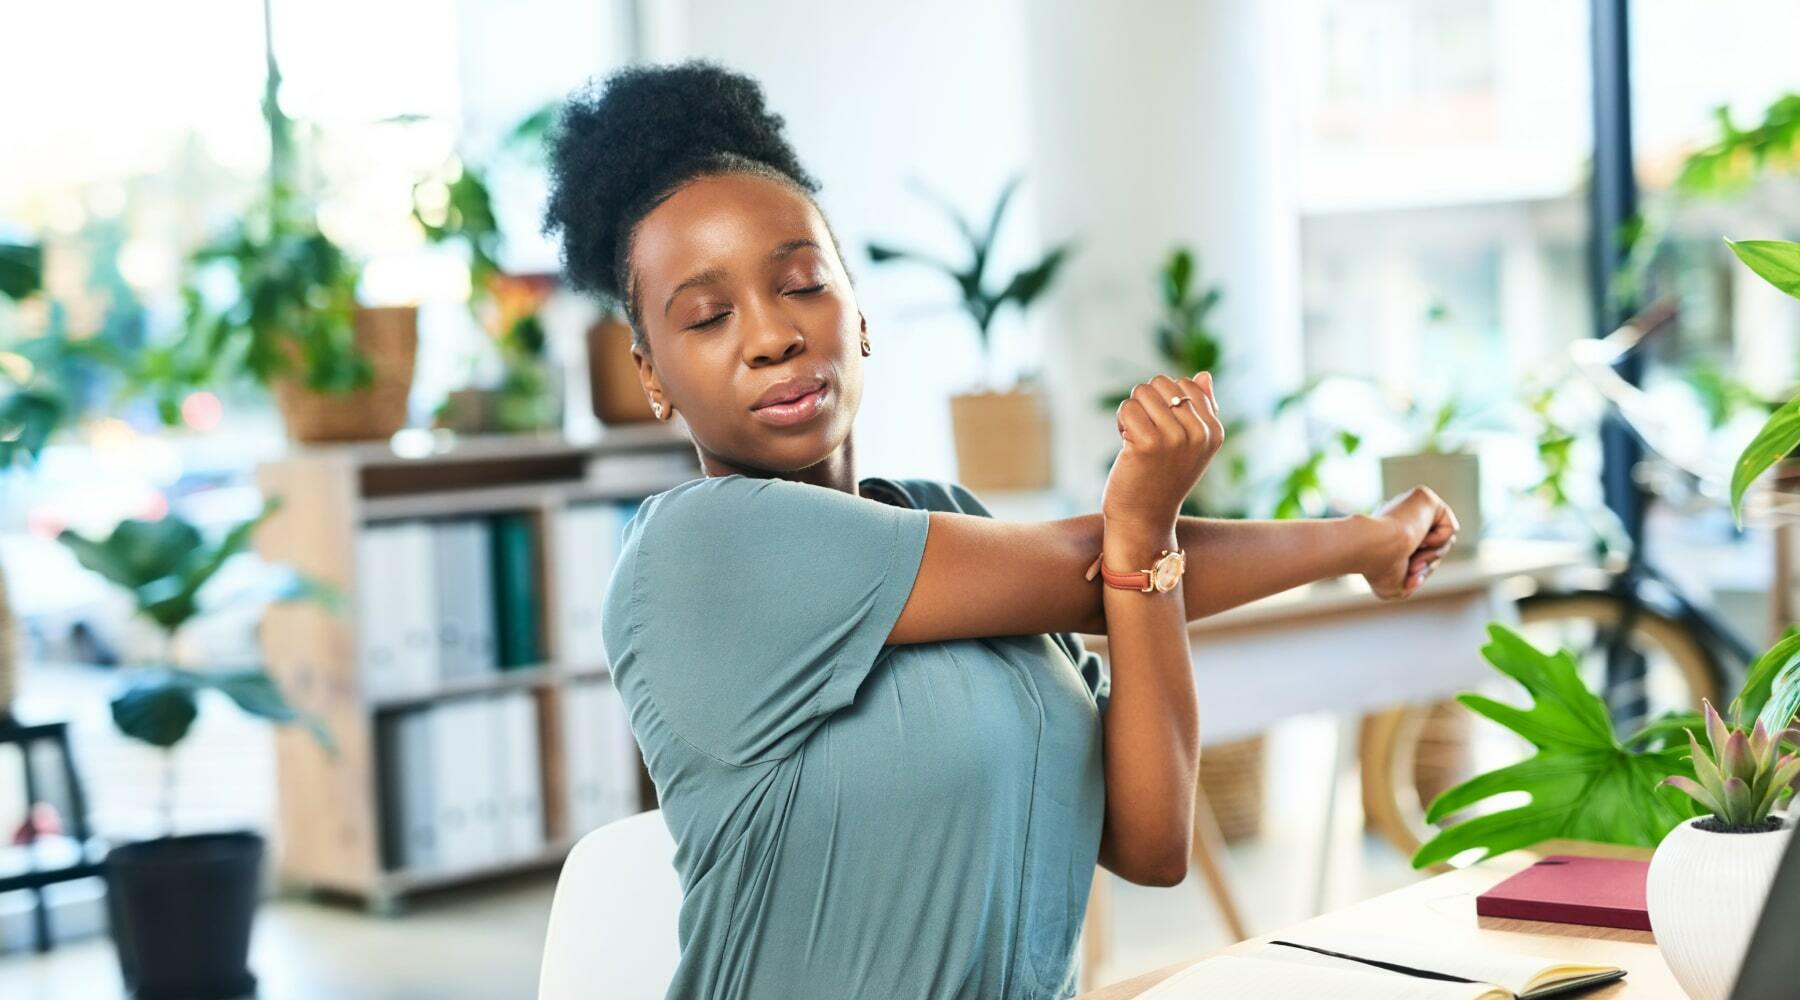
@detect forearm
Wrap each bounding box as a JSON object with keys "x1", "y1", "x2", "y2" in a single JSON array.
[
  {"x1": 1173, "y1": 512, "x2": 1390, "y2": 619},
  {"x1": 1094, "y1": 519, "x2": 1198, "y2": 886},
  {"x1": 1065, "y1": 512, "x2": 1391, "y2": 634}
]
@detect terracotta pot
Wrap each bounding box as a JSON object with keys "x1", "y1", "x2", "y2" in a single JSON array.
[
  {"x1": 949, "y1": 388, "x2": 1053, "y2": 492},
  {"x1": 1646, "y1": 815, "x2": 1792, "y2": 1000},
  {"x1": 586, "y1": 315, "x2": 654, "y2": 425},
  {"x1": 271, "y1": 306, "x2": 418, "y2": 443},
  {"x1": 1380, "y1": 451, "x2": 1481, "y2": 560}
]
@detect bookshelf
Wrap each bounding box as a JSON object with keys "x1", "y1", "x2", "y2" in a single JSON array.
[{"x1": 253, "y1": 425, "x2": 698, "y2": 910}]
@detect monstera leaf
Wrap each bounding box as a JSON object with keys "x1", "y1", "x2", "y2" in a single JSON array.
[{"x1": 1411, "y1": 625, "x2": 1702, "y2": 869}]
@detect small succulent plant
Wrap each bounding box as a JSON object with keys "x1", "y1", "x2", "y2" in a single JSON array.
[{"x1": 1664, "y1": 700, "x2": 1800, "y2": 829}]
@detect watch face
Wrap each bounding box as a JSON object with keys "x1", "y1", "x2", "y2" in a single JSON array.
[{"x1": 1152, "y1": 551, "x2": 1185, "y2": 591}]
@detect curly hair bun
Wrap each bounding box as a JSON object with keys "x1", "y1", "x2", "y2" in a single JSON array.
[{"x1": 544, "y1": 60, "x2": 819, "y2": 305}]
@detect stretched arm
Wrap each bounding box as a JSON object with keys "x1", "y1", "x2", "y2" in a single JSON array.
[{"x1": 887, "y1": 491, "x2": 1455, "y2": 645}]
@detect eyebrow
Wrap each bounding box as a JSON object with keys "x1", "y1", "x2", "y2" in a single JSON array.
[
  {"x1": 662, "y1": 267, "x2": 726, "y2": 318},
  {"x1": 661, "y1": 239, "x2": 824, "y2": 318}
]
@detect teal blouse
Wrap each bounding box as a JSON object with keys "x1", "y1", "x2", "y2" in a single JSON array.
[{"x1": 600, "y1": 473, "x2": 1110, "y2": 999}]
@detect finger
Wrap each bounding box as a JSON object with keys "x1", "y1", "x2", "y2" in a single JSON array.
[
  {"x1": 1158, "y1": 374, "x2": 1210, "y2": 444},
  {"x1": 1195, "y1": 372, "x2": 1221, "y2": 420},
  {"x1": 1131, "y1": 379, "x2": 1190, "y2": 446},
  {"x1": 1116, "y1": 397, "x2": 1156, "y2": 447},
  {"x1": 1175, "y1": 373, "x2": 1221, "y2": 440},
  {"x1": 1410, "y1": 540, "x2": 1452, "y2": 561},
  {"x1": 1189, "y1": 372, "x2": 1225, "y2": 446}
]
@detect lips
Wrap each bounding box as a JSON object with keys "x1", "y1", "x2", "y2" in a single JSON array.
[{"x1": 751, "y1": 374, "x2": 828, "y2": 410}]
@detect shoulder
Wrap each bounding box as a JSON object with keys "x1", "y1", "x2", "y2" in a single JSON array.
[{"x1": 868, "y1": 478, "x2": 993, "y2": 518}]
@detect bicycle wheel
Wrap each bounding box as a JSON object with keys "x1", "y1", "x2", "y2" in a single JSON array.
[{"x1": 1361, "y1": 589, "x2": 1724, "y2": 863}]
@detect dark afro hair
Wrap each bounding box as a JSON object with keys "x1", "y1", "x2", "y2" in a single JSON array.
[{"x1": 543, "y1": 61, "x2": 821, "y2": 331}]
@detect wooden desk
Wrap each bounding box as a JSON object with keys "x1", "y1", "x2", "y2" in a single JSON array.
[
  {"x1": 1075, "y1": 841, "x2": 1679, "y2": 999},
  {"x1": 1073, "y1": 540, "x2": 1592, "y2": 978}
]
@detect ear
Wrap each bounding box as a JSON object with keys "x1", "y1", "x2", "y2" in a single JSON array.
[{"x1": 632, "y1": 344, "x2": 668, "y2": 417}]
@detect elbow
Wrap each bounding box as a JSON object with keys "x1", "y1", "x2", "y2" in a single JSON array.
[{"x1": 1119, "y1": 838, "x2": 1191, "y2": 888}]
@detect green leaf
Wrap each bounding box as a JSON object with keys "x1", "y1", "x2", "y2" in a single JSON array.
[
  {"x1": 1735, "y1": 629, "x2": 1800, "y2": 726},
  {"x1": 0, "y1": 241, "x2": 44, "y2": 300},
  {"x1": 1623, "y1": 711, "x2": 1703, "y2": 750},
  {"x1": 1731, "y1": 394, "x2": 1800, "y2": 523},
  {"x1": 111, "y1": 671, "x2": 200, "y2": 748},
  {"x1": 1726, "y1": 238, "x2": 1800, "y2": 300},
  {"x1": 1664, "y1": 775, "x2": 1724, "y2": 817},
  {"x1": 866, "y1": 242, "x2": 954, "y2": 273},
  {"x1": 58, "y1": 518, "x2": 202, "y2": 592},
  {"x1": 1687, "y1": 730, "x2": 1729, "y2": 803},
  {"x1": 1411, "y1": 624, "x2": 1701, "y2": 869},
  {"x1": 199, "y1": 669, "x2": 335, "y2": 753},
  {"x1": 1000, "y1": 245, "x2": 1071, "y2": 311}
]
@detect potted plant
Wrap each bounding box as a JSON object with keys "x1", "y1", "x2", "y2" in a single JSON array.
[
  {"x1": 57, "y1": 498, "x2": 333, "y2": 1000},
  {"x1": 1649, "y1": 701, "x2": 1796, "y2": 1000},
  {"x1": 128, "y1": 21, "x2": 415, "y2": 444},
  {"x1": 1378, "y1": 326, "x2": 1495, "y2": 559},
  {"x1": 414, "y1": 107, "x2": 568, "y2": 437},
  {"x1": 867, "y1": 174, "x2": 1071, "y2": 490}
]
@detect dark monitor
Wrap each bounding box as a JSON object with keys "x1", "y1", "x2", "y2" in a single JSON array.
[{"x1": 1730, "y1": 823, "x2": 1800, "y2": 999}]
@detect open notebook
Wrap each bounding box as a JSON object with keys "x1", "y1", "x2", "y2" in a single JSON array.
[{"x1": 1136, "y1": 932, "x2": 1625, "y2": 1000}]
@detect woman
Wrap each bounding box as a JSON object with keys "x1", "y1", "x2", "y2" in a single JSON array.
[{"x1": 545, "y1": 62, "x2": 1457, "y2": 999}]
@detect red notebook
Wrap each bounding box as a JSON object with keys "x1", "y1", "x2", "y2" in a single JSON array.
[{"x1": 1476, "y1": 855, "x2": 1651, "y2": 931}]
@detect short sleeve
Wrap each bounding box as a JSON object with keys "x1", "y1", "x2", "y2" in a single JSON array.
[
  {"x1": 894, "y1": 477, "x2": 1111, "y2": 714},
  {"x1": 610, "y1": 474, "x2": 930, "y2": 766}
]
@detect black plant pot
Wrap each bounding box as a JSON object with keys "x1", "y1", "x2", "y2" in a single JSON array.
[{"x1": 105, "y1": 831, "x2": 263, "y2": 1000}]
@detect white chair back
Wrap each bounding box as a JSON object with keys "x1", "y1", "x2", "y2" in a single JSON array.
[{"x1": 539, "y1": 809, "x2": 682, "y2": 1000}]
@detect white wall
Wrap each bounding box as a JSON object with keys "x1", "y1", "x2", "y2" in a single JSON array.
[
  {"x1": 1024, "y1": 0, "x2": 1304, "y2": 506},
  {"x1": 663, "y1": 0, "x2": 1040, "y2": 483},
  {"x1": 654, "y1": 0, "x2": 1303, "y2": 503}
]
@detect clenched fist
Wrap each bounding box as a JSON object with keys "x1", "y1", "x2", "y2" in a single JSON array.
[
  {"x1": 1101, "y1": 372, "x2": 1225, "y2": 532},
  {"x1": 1362, "y1": 485, "x2": 1459, "y2": 600}
]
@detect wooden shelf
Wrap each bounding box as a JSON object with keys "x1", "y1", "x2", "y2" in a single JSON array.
[
  {"x1": 253, "y1": 435, "x2": 680, "y2": 907},
  {"x1": 379, "y1": 837, "x2": 579, "y2": 896},
  {"x1": 363, "y1": 661, "x2": 614, "y2": 710},
  {"x1": 358, "y1": 469, "x2": 696, "y2": 522},
  {"x1": 368, "y1": 664, "x2": 560, "y2": 710}
]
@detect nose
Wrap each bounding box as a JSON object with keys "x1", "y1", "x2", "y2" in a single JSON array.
[{"x1": 743, "y1": 306, "x2": 805, "y2": 366}]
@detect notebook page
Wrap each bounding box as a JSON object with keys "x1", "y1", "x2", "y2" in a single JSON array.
[
  {"x1": 1135, "y1": 954, "x2": 1506, "y2": 1000},
  {"x1": 1267, "y1": 931, "x2": 1616, "y2": 994}
]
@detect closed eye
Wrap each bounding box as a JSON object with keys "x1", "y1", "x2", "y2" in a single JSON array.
[
  {"x1": 787, "y1": 283, "x2": 826, "y2": 296},
  {"x1": 687, "y1": 312, "x2": 730, "y2": 330}
]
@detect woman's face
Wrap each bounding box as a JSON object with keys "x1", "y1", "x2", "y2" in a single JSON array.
[{"x1": 628, "y1": 172, "x2": 864, "y2": 477}]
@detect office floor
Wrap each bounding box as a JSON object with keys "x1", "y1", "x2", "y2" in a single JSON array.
[{"x1": 0, "y1": 686, "x2": 1421, "y2": 999}]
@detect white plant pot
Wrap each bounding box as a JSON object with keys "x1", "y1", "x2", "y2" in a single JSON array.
[{"x1": 1645, "y1": 815, "x2": 1793, "y2": 1000}]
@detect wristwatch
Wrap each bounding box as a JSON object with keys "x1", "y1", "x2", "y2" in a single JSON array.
[{"x1": 1083, "y1": 548, "x2": 1186, "y2": 593}]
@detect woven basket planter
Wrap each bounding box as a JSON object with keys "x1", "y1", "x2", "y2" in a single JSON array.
[
  {"x1": 1198, "y1": 734, "x2": 1266, "y2": 842},
  {"x1": 270, "y1": 306, "x2": 418, "y2": 444}
]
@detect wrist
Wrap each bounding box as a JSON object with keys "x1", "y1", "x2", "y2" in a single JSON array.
[
  {"x1": 1102, "y1": 519, "x2": 1178, "y2": 574},
  {"x1": 1342, "y1": 513, "x2": 1399, "y2": 578}
]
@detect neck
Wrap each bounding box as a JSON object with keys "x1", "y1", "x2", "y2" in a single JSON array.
[{"x1": 698, "y1": 434, "x2": 862, "y2": 495}]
